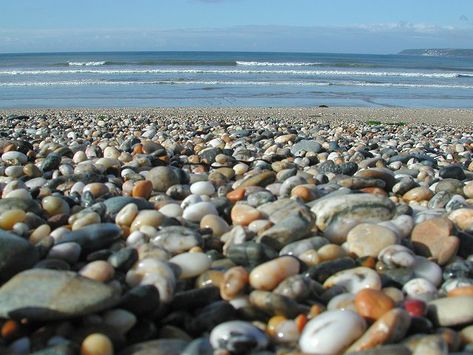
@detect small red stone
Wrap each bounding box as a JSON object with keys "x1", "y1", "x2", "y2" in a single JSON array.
[{"x1": 403, "y1": 299, "x2": 426, "y2": 317}]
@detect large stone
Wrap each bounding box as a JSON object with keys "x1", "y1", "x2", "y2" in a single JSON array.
[
  {"x1": 0, "y1": 230, "x2": 39, "y2": 282},
  {"x1": 427, "y1": 296, "x2": 473, "y2": 326},
  {"x1": 0, "y1": 198, "x2": 43, "y2": 216},
  {"x1": 310, "y1": 193, "x2": 395, "y2": 232},
  {"x1": 0, "y1": 269, "x2": 119, "y2": 321},
  {"x1": 56, "y1": 223, "x2": 121, "y2": 253},
  {"x1": 290, "y1": 140, "x2": 322, "y2": 156},
  {"x1": 146, "y1": 166, "x2": 180, "y2": 192}
]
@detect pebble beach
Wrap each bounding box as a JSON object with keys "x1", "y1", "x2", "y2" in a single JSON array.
[{"x1": 0, "y1": 107, "x2": 473, "y2": 354}]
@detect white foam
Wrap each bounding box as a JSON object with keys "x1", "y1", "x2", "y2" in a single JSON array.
[
  {"x1": 68, "y1": 61, "x2": 106, "y2": 66},
  {"x1": 2, "y1": 79, "x2": 472, "y2": 89},
  {"x1": 236, "y1": 61, "x2": 321, "y2": 66},
  {"x1": 0, "y1": 68, "x2": 466, "y2": 79}
]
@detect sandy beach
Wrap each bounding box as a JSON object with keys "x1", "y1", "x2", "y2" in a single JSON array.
[{"x1": 0, "y1": 106, "x2": 472, "y2": 354}]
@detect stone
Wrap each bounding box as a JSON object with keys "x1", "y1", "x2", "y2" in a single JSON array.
[
  {"x1": 190, "y1": 181, "x2": 215, "y2": 196},
  {"x1": 403, "y1": 278, "x2": 438, "y2": 302},
  {"x1": 346, "y1": 309, "x2": 411, "y2": 352},
  {"x1": 323, "y1": 267, "x2": 382, "y2": 293},
  {"x1": 47, "y1": 242, "x2": 81, "y2": 264},
  {"x1": 146, "y1": 166, "x2": 180, "y2": 192},
  {"x1": 130, "y1": 210, "x2": 165, "y2": 232},
  {"x1": 0, "y1": 230, "x2": 39, "y2": 282},
  {"x1": 81, "y1": 333, "x2": 113, "y2": 355},
  {"x1": 200, "y1": 214, "x2": 230, "y2": 237},
  {"x1": 0, "y1": 269, "x2": 119, "y2": 320},
  {"x1": 169, "y1": 252, "x2": 211, "y2": 279},
  {"x1": 42, "y1": 196, "x2": 70, "y2": 216},
  {"x1": 79, "y1": 260, "x2": 115, "y2": 282},
  {"x1": 249, "y1": 256, "x2": 300, "y2": 291},
  {"x1": 182, "y1": 202, "x2": 218, "y2": 222},
  {"x1": 310, "y1": 193, "x2": 395, "y2": 232},
  {"x1": 209, "y1": 321, "x2": 269, "y2": 353},
  {"x1": 411, "y1": 217, "x2": 459, "y2": 265},
  {"x1": 427, "y1": 296, "x2": 473, "y2": 326},
  {"x1": 132, "y1": 180, "x2": 153, "y2": 199},
  {"x1": 119, "y1": 339, "x2": 189, "y2": 355},
  {"x1": 230, "y1": 204, "x2": 262, "y2": 226},
  {"x1": 402, "y1": 187, "x2": 433, "y2": 202},
  {"x1": 299, "y1": 310, "x2": 366, "y2": 354},
  {"x1": 291, "y1": 139, "x2": 322, "y2": 155},
  {"x1": 103, "y1": 308, "x2": 137, "y2": 334},
  {"x1": 439, "y1": 165, "x2": 466, "y2": 180},
  {"x1": 0, "y1": 208, "x2": 26, "y2": 230},
  {"x1": 354, "y1": 288, "x2": 395, "y2": 321},
  {"x1": 347, "y1": 223, "x2": 398, "y2": 257},
  {"x1": 56, "y1": 223, "x2": 121, "y2": 253}
]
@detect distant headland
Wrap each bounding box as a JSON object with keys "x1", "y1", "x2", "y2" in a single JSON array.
[{"x1": 399, "y1": 48, "x2": 473, "y2": 57}]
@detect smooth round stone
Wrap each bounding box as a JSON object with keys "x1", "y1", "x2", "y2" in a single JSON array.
[
  {"x1": 378, "y1": 244, "x2": 416, "y2": 269},
  {"x1": 72, "y1": 212, "x2": 101, "y2": 230},
  {"x1": 464, "y1": 181, "x2": 473, "y2": 199},
  {"x1": 324, "y1": 267, "x2": 382, "y2": 293},
  {"x1": 461, "y1": 324, "x2": 473, "y2": 344},
  {"x1": 4, "y1": 188, "x2": 32, "y2": 200},
  {"x1": 2, "y1": 151, "x2": 27, "y2": 164},
  {"x1": 233, "y1": 163, "x2": 249, "y2": 175},
  {"x1": 317, "y1": 243, "x2": 347, "y2": 262},
  {"x1": 346, "y1": 308, "x2": 411, "y2": 352},
  {"x1": 413, "y1": 256, "x2": 443, "y2": 286},
  {"x1": 200, "y1": 214, "x2": 230, "y2": 237},
  {"x1": 347, "y1": 223, "x2": 398, "y2": 257},
  {"x1": 79, "y1": 260, "x2": 115, "y2": 283},
  {"x1": 403, "y1": 278, "x2": 438, "y2": 302},
  {"x1": 355, "y1": 288, "x2": 395, "y2": 321},
  {"x1": 5, "y1": 166, "x2": 24, "y2": 178},
  {"x1": 115, "y1": 203, "x2": 138, "y2": 226},
  {"x1": 23, "y1": 163, "x2": 41, "y2": 178},
  {"x1": 183, "y1": 202, "x2": 218, "y2": 222},
  {"x1": 159, "y1": 203, "x2": 183, "y2": 218},
  {"x1": 146, "y1": 166, "x2": 180, "y2": 192},
  {"x1": 190, "y1": 181, "x2": 215, "y2": 196},
  {"x1": 411, "y1": 217, "x2": 459, "y2": 265},
  {"x1": 169, "y1": 252, "x2": 211, "y2": 279},
  {"x1": 220, "y1": 266, "x2": 249, "y2": 301},
  {"x1": 210, "y1": 320, "x2": 269, "y2": 353},
  {"x1": 130, "y1": 210, "x2": 165, "y2": 232},
  {"x1": 83, "y1": 183, "x2": 109, "y2": 198},
  {"x1": 47, "y1": 242, "x2": 81, "y2": 264},
  {"x1": 403, "y1": 299, "x2": 427, "y2": 317},
  {"x1": 132, "y1": 180, "x2": 153, "y2": 199},
  {"x1": 247, "y1": 219, "x2": 272, "y2": 234},
  {"x1": 403, "y1": 187, "x2": 433, "y2": 202},
  {"x1": 299, "y1": 310, "x2": 366, "y2": 354},
  {"x1": 427, "y1": 296, "x2": 473, "y2": 326},
  {"x1": 30, "y1": 224, "x2": 51, "y2": 244},
  {"x1": 0, "y1": 209, "x2": 26, "y2": 230},
  {"x1": 0, "y1": 230, "x2": 39, "y2": 282},
  {"x1": 42, "y1": 196, "x2": 70, "y2": 217},
  {"x1": 81, "y1": 333, "x2": 113, "y2": 355},
  {"x1": 25, "y1": 177, "x2": 47, "y2": 190},
  {"x1": 126, "y1": 258, "x2": 176, "y2": 303},
  {"x1": 103, "y1": 308, "x2": 137, "y2": 334},
  {"x1": 449, "y1": 208, "x2": 473, "y2": 231},
  {"x1": 231, "y1": 204, "x2": 262, "y2": 226},
  {"x1": 249, "y1": 256, "x2": 300, "y2": 291},
  {"x1": 327, "y1": 293, "x2": 356, "y2": 311}
]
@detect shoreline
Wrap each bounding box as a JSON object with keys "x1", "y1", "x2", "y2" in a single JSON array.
[{"x1": 1, "y1": 107, "x2": 473, "y2": 128}]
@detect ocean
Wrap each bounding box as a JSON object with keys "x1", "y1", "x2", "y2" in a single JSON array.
[{"x1": 0, "y1": 51, "x2": 472, "y2": 108}]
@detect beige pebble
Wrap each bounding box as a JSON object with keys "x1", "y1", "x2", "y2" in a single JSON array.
[
  {"x1": 115, "y1": 203, "x2": 139, "y2": 226},
  {"x1": 317, "y1": 244, "x2": 347, "y2": 262},
  {"x1": 83, "y1": 183, "x2": 109, "y2": 198},
  {"x1": 249, "y1": 256, "x2": 300, "y2": 291},
  {"x1": 30, "y1": 224, "x2": 52, "y2": 244},
  {"x1": 231, "y1": 204, "x2": 262, "y2": 226},
  {"x1": 42, "y1": 196, "x2": 70, "y2": 216},
  {"x1": 0, "y1": 209, "x2": 26, "y2": 230},
  {"x1": 79, "y1": 261, "x2": 115, "y2": 282},
  {"x1": 80, "y1": 333, "x2": 113, "y2": 355},
  {"x1": 130, "y1": 210, "x2": 165, "y2": 232},
  {"x1": 72, "y1": 212, "x2": 101, "y2": 230},
  {"x1": 347, "y1": 223, "x2": 398, "y2": 258},
  {"x1": 200, "y1": 214, "x2": 230, "y2": 237}
]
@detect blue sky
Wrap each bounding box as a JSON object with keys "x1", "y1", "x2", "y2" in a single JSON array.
[{"x1": 1, "y1": 0, "x2": 472, "y2": 53}]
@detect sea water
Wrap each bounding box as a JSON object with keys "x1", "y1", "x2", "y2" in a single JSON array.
[{"x1": 0, "y1": 51, "x2": 472, "y2": 108}]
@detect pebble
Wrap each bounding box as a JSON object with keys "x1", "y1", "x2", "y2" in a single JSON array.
[
  {"x1": 81, "y1": 333, "x2": 114, "y2": 355},
  {"x1": 210, "y1": 320, "x2": 269, "y2": 353},
  {"x1": 299, "y1": 310, "x2": 366, "y2": 353},
  {"x1": 0, "y1": 110, "x2": 471, "y2": 353},
  {"x1": 182, "y1": 202, "x2": 218, "y2": 222},
  {"x1": 347, "y1": 223, "x2": 398, "y2": 257}
]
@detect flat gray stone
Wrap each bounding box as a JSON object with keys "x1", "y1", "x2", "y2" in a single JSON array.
[
  {"x1": 56, "y1": 223, "x2": 121, "y2": 252},
  {"x1": 0, "y1": 269, "x2": 119, "y2": 321},
  {"x1": 0, "y1": 230, "x2": 39, "y2": 282},
  {"x1": 291, "y1": 140, "x2": 322, "y2": 155}
]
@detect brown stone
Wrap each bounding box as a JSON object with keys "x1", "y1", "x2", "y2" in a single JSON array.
[
  {"x1": 411, "y1": 217, "x2": 459, "y2": 265},
  {"x1": 355, "y1": 288, "x2": 395, "y2": 321},
  {"x1": 132, "y1": 180, "x2": 153, "y2": 199},
  {"x1": 226, "y1": 187, "x2": 246, "y2": 203},
  {"x1": 403, "y1": 187, "x2": 433, "y2": 202}
]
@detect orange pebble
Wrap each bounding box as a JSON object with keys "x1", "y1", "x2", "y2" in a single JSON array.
[
  {"x1": 295, "y1": 314, "x2": 308, "y2": 333},
  {"x1": 226, "y1": 187, "x2": 246, "y2": 203},
  {"x1": 308, "y1": 304, "x2": 324, "y2": 319},
  {"x1": 291, "y1": 185, "x2": 316, "y2": 202},
  {"x1": 132, "y1": 180, "x2": 153, "y2": 199},
  {"x1": 355, "y1": 288, "x2": 394, "y2": 321},
  {"x1": 359, "y1": 256, "x2": 377, "y2": 269},
  {"x1": 1, "y1": 320, "x2": 21, "y2": 341},
  {"x1": 132, "y1": 144, "x2": 143, "y2": 155},
  {"x1": 266, "y1": 315, "x2": 287, "y2": 337},
  {"x1": 448, "y1": 286, "x2": 473, "y2": 297}
]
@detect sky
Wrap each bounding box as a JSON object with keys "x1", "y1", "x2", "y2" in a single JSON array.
[{"x1": 1, "y1": 0, "x2": 472, "y2": 54}]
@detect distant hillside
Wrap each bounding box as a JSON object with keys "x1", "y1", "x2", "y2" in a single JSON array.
[{"x1": 399, "y1": 49, "x2": 473, "y2": 57}]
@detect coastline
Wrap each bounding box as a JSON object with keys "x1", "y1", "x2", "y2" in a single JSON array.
[{"x1": 1, "y1": 107, "x2": 473, "y2": 128}]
